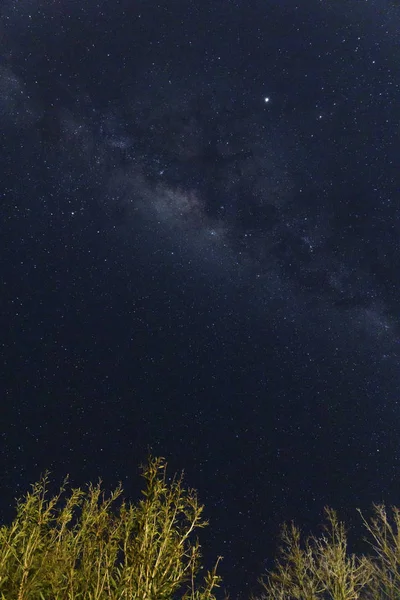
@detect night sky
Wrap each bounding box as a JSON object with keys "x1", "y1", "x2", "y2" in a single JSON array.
[{"x1": 1, "y1": 0, "x2": 400, "y2": 597}]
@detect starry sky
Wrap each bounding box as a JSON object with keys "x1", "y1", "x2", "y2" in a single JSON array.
[{"x1": 1, "y1": 0, "x2": 400, "y2": 597}]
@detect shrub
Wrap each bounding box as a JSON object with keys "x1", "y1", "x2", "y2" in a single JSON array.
[
  {"x1": 0, "y1": 456, "x2": 222, "y2": 600},
  {"x1": 255, "y1": 504, "x2": 400, "y2": 600}
]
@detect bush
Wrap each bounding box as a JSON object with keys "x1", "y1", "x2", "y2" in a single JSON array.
[
  {"x1": 254, "y1": 504, "x2": 400, "y2": 600},
  {"x1": 4, "y1": 455, "x2": 400, "y2": 600},
  {"x1": 0, "y1": 456, "x2": 222, "y2": 600}
]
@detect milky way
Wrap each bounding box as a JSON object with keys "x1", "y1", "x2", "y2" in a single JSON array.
[
  {"x1": 2, "y1": 1, "x2": 400, "y2": 597},
  {"x1": 2, "y1": 0, "x2": 399, "y2": 370},
  {"x1": 45, "y1": 75, "x2": 400, "y2": 368}
]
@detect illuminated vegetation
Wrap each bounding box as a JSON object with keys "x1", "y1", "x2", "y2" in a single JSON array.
[
  {"x1": 2, "y1": 456, "x2": 400, "y2": 600},
  {"x1": 255, "y1": 504, "x2": 400, "y2": 600},
  {"x1": 0, "y1": 456, "x2": 222, "y2": 600}
]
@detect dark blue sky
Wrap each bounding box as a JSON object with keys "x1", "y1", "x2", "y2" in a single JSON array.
[{"x1": 1, "y1": 0, "x2": 400, "y2": 597}]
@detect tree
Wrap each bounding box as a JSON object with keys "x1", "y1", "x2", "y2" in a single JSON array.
[
  {"x1": 0, "y1": 456, "x2": 223, "y2": 600},
  {"x1": 357, "y1": 503, "x2": 400, "y2": 600},
  {"x1": 254, "y1": 507, "x2": 373, "y2": 600}
]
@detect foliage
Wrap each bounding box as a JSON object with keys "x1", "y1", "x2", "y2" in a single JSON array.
[
  {"x1": 0, "y1": 456, "x2": 222, "y2": 600},
  {"x1": 254, "y1": 503, "x2": 400, "y2": 600},
  {"x1": 4, "y1": 455, "x2": 400, "y2": 600},
  {"x1": 357, "y1": 503, "x2": 400, "y2": 600}
]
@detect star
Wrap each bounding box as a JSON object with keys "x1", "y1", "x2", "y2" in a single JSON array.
[{"x1": 2, "y1": 2, "x2": 400, "y2": 599}]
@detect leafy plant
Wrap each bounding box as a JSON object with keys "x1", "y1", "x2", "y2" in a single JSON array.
[
  {"x1": 0, "y1": 456, "x2": 222, "y2": 600},
  {"x1": 254, "y1": 507, "x2": 373, "y2": 600}
]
